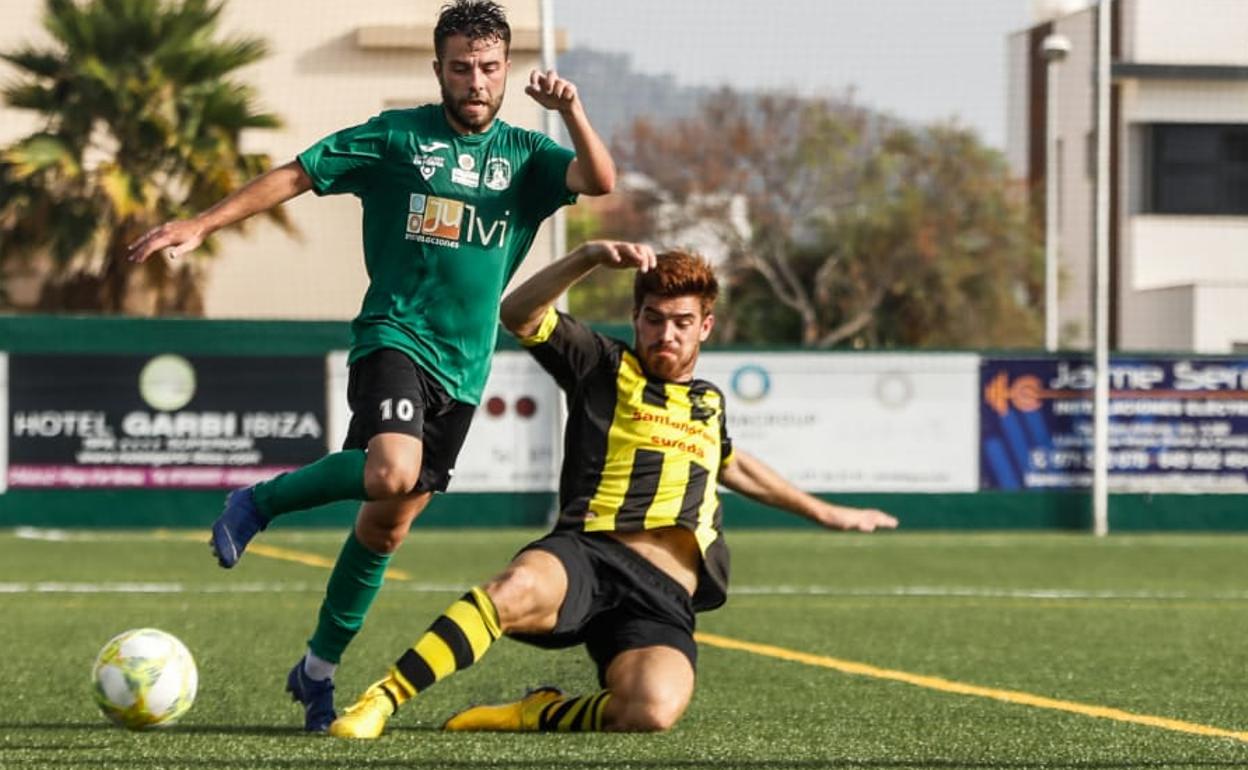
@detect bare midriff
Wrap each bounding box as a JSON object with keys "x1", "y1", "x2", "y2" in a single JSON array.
[{"x1": 607, "y1": 527, "x2": 700, "y2": 596}]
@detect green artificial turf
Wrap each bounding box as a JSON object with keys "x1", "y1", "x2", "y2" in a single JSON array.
[{"x1": 2, "y1": 528, "x2": 1247, "y2": 769}]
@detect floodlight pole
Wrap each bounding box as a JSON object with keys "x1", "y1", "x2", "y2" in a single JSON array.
[
  {"x1": 1092, "y1": 0, "x2": 1112, "y2": 536},
  {"x1": 540, "y1": 0, "x2": 567, "y2": 270},
  {"x1": 1041, "y1": 33, "x2": 1071, "y2": 353},
  {"x1": 540, "y1": 0, "x2": 567, "y2": 527}
]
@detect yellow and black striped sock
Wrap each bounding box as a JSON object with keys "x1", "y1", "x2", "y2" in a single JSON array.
[
  {"x1": 535, "y1": 691, "x2": 613, "y2": 732},
  {"x1": 385, "y1": 587, "x2": 502, "y2": 705}
]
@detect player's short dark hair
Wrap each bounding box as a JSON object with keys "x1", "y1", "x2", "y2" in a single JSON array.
[
  {"x1": 435, "y1": 0, "x2": 511, "y2": 60},
  {"x1": 634, "y1": 249, "x2": 719, "y2": 317}
]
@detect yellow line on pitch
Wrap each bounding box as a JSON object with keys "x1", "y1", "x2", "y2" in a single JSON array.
[
  {"x1": 695, "y1": 632, "x2": 1248, "y2": 743},
  {"x1": 153, "y1": 530, "x2": 413, "y2": 581}
]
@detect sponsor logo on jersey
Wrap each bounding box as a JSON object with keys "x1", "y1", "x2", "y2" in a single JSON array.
[
  {"x1": 405, "y1": 193, "x2": 509, "y2": 249},
  {"x1": 420, "y1": 141, "x2": 450, "y2": 153},
  {"x1": 413, "y1": 152, "x2": 445, "y2": 181},
  {"x1": 452, "y1": 153, "x2": 480, "y2": 187},
  {"x1": 452, "y1": 169, "x2": 480, "y2": 187},
  {"x1": 484, "y1": 157, "x2": 512, "y2": 191}
]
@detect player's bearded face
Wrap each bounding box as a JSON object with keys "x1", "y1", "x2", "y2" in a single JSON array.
[
  {"x1": 634, "y1": 295, "x2": 714, "y2": 382},
  {"x1": 436, "y1": 35, "x2": 509, "y2": 133}
]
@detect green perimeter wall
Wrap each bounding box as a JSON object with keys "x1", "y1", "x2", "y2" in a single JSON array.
[
  {"x1": 4, "y1": 489, "x2": 1246, "y2": 532},
  {"x1": 2, "y1": 315, "x2": 1245, "y2": 532}
]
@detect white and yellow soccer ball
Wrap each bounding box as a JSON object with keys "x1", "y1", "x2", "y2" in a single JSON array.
[{"x1": 91, "y1": 628, "x2": 198, "y2": 730}]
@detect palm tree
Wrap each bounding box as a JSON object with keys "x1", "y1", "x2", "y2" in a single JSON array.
[{"x1": 0, "y1": 0, "x2": 288, "y2": 314}]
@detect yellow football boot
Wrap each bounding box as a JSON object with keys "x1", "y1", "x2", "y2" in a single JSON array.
[
  {"x1": 442, "y1": 687, "x2": 564, "y2": 732},
  {"x1": 328, "y1": 680, "x2": 400, "y2": 739}
]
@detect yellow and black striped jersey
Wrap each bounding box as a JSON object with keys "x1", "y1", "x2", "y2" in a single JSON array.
[{"x1": 519, "y1": 307, "x2": 733, "y2": 610}]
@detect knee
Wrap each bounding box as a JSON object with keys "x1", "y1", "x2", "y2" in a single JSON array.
[
  {"x1": 485, "y1": 569, "x2": 546, "y2": 632},
  {"x1": 363, "y1": 461, "x2": 419, "y2": 500}
]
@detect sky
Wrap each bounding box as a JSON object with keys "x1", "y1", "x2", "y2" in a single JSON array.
[{"x1": 554, "y1": 0, "x2": 1035, "y2": 149}]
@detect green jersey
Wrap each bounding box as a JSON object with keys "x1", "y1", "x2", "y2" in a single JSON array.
[{"x1": 298, "y1": 105, "x2": 576, "y2": 404}]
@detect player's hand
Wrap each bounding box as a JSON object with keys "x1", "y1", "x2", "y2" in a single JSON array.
[
  {"x1": 526, "y1": 69, "x2": 579, "y2": 113},
  {"x1": 818, "y1": 504, "x2": 899, "y2": 533},
  {"x1": 126, "y1": 219, "x2": 207, "y2": 263},
  {"x1": 577, "y1": 240, "x2": 657, "y2": 273}
]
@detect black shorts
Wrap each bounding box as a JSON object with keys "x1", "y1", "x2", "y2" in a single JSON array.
[
  {"x1": 342, "y1": 348, "x2": 475, "y2": 493},
  {"x1": 509, "y1": 530, "x2": 697, "y2": 686}
]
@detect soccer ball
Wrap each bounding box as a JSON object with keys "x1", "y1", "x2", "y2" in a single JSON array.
[{"x1": 91, "y1": 628, "x2": 198, "y2": 730}]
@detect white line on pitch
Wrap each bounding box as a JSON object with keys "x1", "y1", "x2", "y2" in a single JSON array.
[
  {"x1": 5, "y1": 581, "x2": 1248, "y2": 601},
  {"x1": 11, "y1": 526, "x2": 1248, "y2": 549},
  {"x1": 730, "y1": 585, "x2": 1248, "y2": 600},
  {"x1": 0, "y1": 581, "x2": 467, "y2": 594}
]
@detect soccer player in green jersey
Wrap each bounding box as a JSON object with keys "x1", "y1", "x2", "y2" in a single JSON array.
[
  {"x1": 326, "y1": 241, "x2": 898, "y2": 739},
  {"x1": 127, "y1": 0, "x2": 615, "y2": 731}
]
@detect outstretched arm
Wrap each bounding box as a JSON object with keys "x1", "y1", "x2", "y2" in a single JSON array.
[
  {"x1": 127, "y1": 160, "x2": 313, "y2": 263},
  {"x1": 500, "y1": 240, "x2": 655, "y2": 338},
  {"x1": 719, "y1": 450, "x2": 899, "y2": 532},
  {"x1": 526, "y1": 69, "x2": 615, "y2": 196}
]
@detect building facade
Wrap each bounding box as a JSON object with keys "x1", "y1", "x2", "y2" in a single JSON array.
[
  {"x1": 0, "y1": 0, "x2": 565, "y2": 319},
  {"x1": 1008, "y1": 0, "x2": 1248, "y2": 352}
]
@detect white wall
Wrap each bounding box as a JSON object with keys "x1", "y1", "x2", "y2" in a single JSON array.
[
  {"x1": 0, "y1": 0, "x2": 50, "y2": 146},
  {"x1": 1122, "y1": 0, "x2": 1248, "y2": 66},
  {"x1": 1005, "y1": 31, "x2": 1030, "y2": 180},
  {"x1": 1051, "y1": 7, "x2": 1097, "y2": 349},
  {"x1": 1194, "y1": 285, "x2": 1248, "y2": 353},
  {"x1": 1128, "y1": 80, "x2": 1248, "y2": 125},
  {"x1": 1129, "y1": 216, "x2": 1248, "y2": 291},
  {"x1": 1118, "y1": 284, "x2": 1194, "y2": 351},
  {"x1": 1121, "y1": 215, "x2": 1248, "y2": 353}
]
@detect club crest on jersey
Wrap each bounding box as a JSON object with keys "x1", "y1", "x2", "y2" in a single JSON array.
[
  {"x1": 689, "y1": 392, "x2": 718, "y2": 424},
  {"x1": 484, "y1": 157, "x2": 512, "y2": 191}
]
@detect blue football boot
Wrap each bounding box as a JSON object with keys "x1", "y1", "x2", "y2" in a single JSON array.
[
  {"x1": 209, "y1": 486, "x2": 267, "y2": 568},
  {"x1": 286, "y1": 658, "x2": 337, "y2": 733}
]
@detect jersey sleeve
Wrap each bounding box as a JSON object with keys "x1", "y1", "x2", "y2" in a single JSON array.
[
  {"x1": 297, "y1": 114, "x2": 392, "y2": 196},
  {"x1": 516, "y1": 307, "x2": 609, "y2": 392},
  {"x1": 718, "y1": 393, "x2": 735, "y2": 469},
  {"x1": 519, "y1": 132, "x2": 577, "y2": 221}
]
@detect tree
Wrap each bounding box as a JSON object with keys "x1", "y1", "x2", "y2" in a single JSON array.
[
  {"x1": 0, "y1": 0, "x2": 286, "y2": 314},
  {"x1": 609, "y1": 89, "x2": 1043, "y2": 348},
  {"x1": 564, "y1": 194, "x2": 651, "y2": 323}
]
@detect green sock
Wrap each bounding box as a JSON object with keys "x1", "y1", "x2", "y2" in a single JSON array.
[
  {"x1": 307, "y1": 530, "x2": 391, "y2": 664},
  {"x1": 252, "y1": 449, "x2": 369, "y2": 519}
]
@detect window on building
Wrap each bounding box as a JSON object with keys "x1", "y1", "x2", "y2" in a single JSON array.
[{"x1": 1146, "y1": 124, "x2": 1248, "y2": 215}]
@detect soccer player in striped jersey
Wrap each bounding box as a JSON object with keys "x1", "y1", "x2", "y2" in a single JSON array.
[{"x1": 328, "y1": 241, "x2": 897, "y2": 737}]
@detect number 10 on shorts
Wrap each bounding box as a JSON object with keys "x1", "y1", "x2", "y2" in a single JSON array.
[{"x1": 380, "y1": 398, "x2": 416, "y2": 421}]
